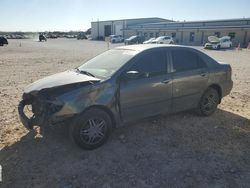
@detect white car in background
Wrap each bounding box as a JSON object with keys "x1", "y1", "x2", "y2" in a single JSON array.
[
  {"x1": 143, "y1": 37, "x2": 156, "y2": 44},
  {"x1": 152, "y1": 36, "x2": 174, "y2": 44},
  {"x1": 204, "y1": 36, "x2": 232, "y2": 50},
  {"x1": 110, "y1": 35, "x2": 124, "y2": 43}
]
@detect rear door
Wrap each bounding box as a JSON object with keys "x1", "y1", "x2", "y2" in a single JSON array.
[
  {"x1": 170, "y1": 49, "x2": 209, "y2": 112},
  {"x1": 119, "y1": 49, "x2": 172, "y2": 122}
]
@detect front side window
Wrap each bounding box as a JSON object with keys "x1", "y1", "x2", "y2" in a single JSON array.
[
  {"x1": 171, "y1": 50, "x2": 207, "y2": 72},
  {"x1": 130, "y1": 51, "x2": 167, "y2": 77}
]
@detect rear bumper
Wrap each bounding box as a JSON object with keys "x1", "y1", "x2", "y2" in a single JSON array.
[{"x1": 222, "y1": 80, "x2": 233, "y2": 97}]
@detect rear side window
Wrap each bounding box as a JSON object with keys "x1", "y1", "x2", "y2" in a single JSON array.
[
  {"x1": 171, "y1": 50, "x2": 207, "y2": 72},
  {"x1": 131, "y1": 50, "x2": 167, "y2": 76}
]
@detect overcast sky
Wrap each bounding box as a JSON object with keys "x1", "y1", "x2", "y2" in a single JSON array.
[{"x1": 1, "y1": 0, "x2": 249, "y2": 31}]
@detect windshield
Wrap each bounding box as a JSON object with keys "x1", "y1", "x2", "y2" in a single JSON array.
[{"x1": 78, "y1": 49, "x2": 136, "y2": 79}]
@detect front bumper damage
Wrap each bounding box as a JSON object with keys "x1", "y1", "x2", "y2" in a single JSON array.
[
  {"x1": 18, "y1": 100, "x2": 36, "y2": 130},
  {"x1": 204, "y1": 43, "x2": 218, "y2": 49},
  {"x1": 17, "y1": 70, "x2": 104, "y2": 130},
  {"x1": 18, "y1": 96, "x2": 65, "y2": 130}
]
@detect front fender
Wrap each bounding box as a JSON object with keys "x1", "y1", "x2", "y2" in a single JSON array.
[{"x1": 54, "y1": 82, "x2": 118, "y2": 117}]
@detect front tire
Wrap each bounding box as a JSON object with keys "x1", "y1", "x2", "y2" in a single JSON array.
[
  {"x1": 70, "y1": 108, "x2": 112, "y2": 150},
  {"x1": 197, "y1": 87, "x2": 220, "y2": 116}
]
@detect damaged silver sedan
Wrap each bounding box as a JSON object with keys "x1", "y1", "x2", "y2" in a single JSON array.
[{"x1": 19, "y1": 45, "x2": 233, "y2": 149}]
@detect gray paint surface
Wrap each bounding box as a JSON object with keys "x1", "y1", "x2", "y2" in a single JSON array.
[{"x1": 19, "y1": 45, "x2": 233, "y2": 129}]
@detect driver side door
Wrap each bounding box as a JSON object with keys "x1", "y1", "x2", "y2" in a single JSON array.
[{"x1": 119, "y1": 49, "x2": 172, "y2": 122}]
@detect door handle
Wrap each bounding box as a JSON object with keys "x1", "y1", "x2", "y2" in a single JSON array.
[{"x1": 162, "y1": 79, "x2": 171, "y2": 84}]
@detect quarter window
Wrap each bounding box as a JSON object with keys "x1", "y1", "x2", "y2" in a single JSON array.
[
  {"x1": 172, "y1": 50, "x2": 206, "y2": 72},
  {"x1": 131, "y1": 51, "x2": 167, "y2": 77}
]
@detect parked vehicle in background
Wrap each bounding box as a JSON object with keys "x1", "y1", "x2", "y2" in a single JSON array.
[
  {"x1": 14, "y1": 35, "x2": 25, "y2": 39},
  {"x1": 46, "y1": 34, "x2": 58, "y2": 39},
  {"x1": 110, "y1": 35, "x2": 124, "y2": 43},
  {"x1": 39, "y1": 34, "x2": 47, "y2": 42},
  {"x1": 65, "y1": 35, "x2": 76, "y2": 39},
  {"x1": 204, "y1": 36, "x2": 232, "y2": 50},
  {"x1": 5, "y1": 35, "x2": 11, "y2": 39},
  {"x1": 77, "y1": 32, "x2": 87, "y2": 40},
  {"x1": 124, "y1": 35, "x2": 144, "y2": 45},
  {"x1": 152, "y1": 36, "x2": 174, "y2": 44},
  {"x1": 18, "y1": 44, "x2": 233, "y2": 150},
  {"x1": 143, "y1": 37, "x2": 156, "y2": 44},
  {"x1": 0, "y1": 36, "x2": 8, "y2": 46}
]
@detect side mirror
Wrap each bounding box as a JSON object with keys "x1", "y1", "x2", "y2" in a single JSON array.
[
  {"x1": 124, "y1": 71, "x2": 140, "y2": 80},
  {"x1": 121, "y1": 71, "x2": 150, "y2": 81}
]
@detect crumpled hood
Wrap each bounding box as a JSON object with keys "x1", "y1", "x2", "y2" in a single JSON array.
[
  {"x1": 208, "y1": 36, "x2": 220, "y2": 43},
  {"x1": 24, "y1": 70, "x2": 100, "y2": 93}
]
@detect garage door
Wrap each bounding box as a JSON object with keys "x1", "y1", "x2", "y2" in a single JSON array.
[{"x1": 115, "y1": 25, "x2": 123, "y2": 36}]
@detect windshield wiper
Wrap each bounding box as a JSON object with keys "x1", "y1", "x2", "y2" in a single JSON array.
[{"x1": 75, "y1": 68, "x2": 95, "y2": 78}]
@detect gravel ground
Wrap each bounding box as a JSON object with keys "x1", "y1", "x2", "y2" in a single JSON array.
[{"x1": 0, "y1": 39, "x2": 250, "y2": 188}]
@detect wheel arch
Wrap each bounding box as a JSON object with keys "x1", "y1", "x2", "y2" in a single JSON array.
[{"x1": 82, "y1": 105, "x2": 116, "y2": 128}]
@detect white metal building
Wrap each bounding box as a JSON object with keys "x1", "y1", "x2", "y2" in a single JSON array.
[
  {"x1": 91, "y1": 17, "x2": 250, "y2": 47},
  {"x1": 91, "y1": 17, "x2": 170, "y2": 40}
]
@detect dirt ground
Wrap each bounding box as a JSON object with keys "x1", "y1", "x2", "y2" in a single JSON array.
[{"x1": 0, "y1": 39, "x2": 250, "y2": 188}]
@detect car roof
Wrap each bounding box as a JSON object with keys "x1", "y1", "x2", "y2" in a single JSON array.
[{"x1": 116, "y1": 44, "x2": 197, "y2": 52}]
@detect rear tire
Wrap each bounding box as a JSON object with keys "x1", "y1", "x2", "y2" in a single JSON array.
[
  {"x1": 197, "y1": 87, "x2": 220, "y2": 116},
  {"x1": 70, "y1": 108, "x2": 112, "y2": 150}
]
